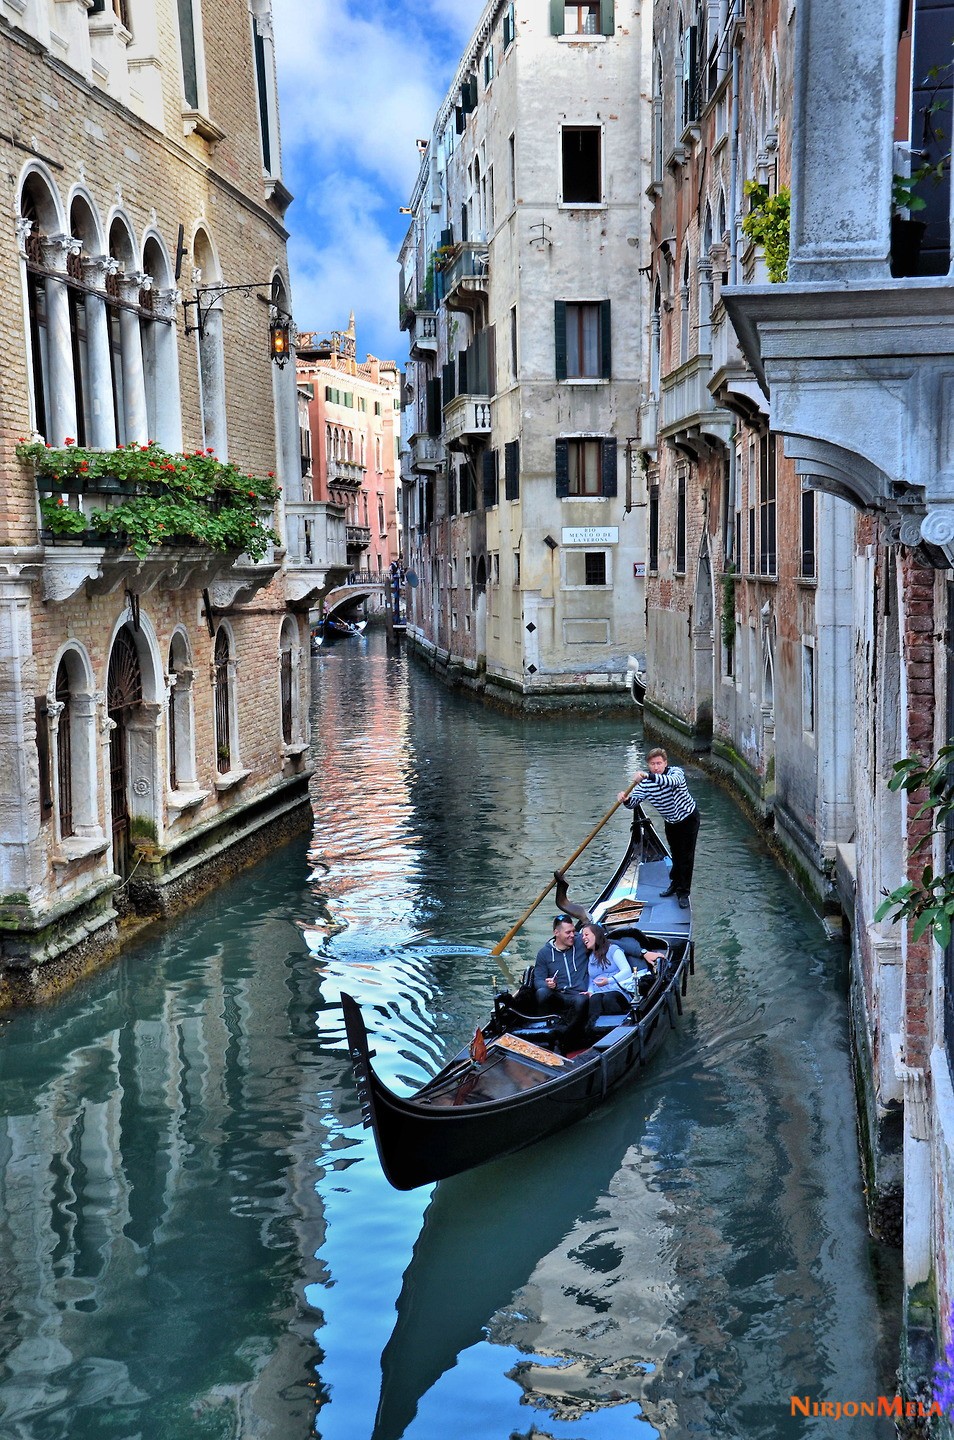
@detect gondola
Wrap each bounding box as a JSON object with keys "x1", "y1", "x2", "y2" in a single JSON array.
[{"x1": 341, "y1": 803, "x2": 694, "y2": 1190}]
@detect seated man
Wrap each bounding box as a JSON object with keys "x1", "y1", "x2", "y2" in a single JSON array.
[{"x1": 532, "y1": 914, "x2": 589, "y2": 1031}]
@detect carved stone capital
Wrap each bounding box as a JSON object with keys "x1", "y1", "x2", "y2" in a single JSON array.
[
  {"x1": 152, "y1": 286, "x2": 181, "y2": 322},
  {"x1": 15, "y1": 216, "x2": 33, "y2": 255},
  {"x1": 40, "y1": 233, "x2": 83, "y2": 275}
]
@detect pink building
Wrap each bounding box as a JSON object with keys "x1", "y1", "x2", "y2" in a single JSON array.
[{"x1": 297, "y1": 316, "x2": 401, "y2": 583}]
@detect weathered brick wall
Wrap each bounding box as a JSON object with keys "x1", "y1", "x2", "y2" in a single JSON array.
[{"x1": 900, "y1": 547, "x2": 937, "y2": 1069}]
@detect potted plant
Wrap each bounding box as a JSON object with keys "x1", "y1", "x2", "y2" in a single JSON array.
[{"x1": 741, "y1": 182, "x2": 791, "y2": 283}]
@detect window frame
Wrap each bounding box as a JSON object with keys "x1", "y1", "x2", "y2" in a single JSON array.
[{"x1": 560, "y1": 125, "x2": 604, "y2": 207}]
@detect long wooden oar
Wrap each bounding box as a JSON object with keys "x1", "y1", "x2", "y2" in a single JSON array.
[{"x1": 489, "y1": 778, "x2": 641, "y2": 957}]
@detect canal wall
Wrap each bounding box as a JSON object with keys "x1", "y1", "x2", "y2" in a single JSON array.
[
  {"x1": 0, "y1": 778, "x2": 313, "y2": 1011},
  {"x1": 405, "y1": 626, "x2": 635, "y2": 714}
]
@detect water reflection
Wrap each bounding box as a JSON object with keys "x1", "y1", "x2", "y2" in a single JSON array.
[{"x1": 0, "y1": 632, "x2": 896, "y2": 1440}]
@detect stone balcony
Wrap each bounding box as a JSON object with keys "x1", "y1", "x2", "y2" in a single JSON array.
[
  {"x1": 638, "y1": 398, "x2": 659, "y2": 458},
  {"x1": 346, "y1": 524, "x2": 372, "y2": 549},
  {"x1": 443, "y1": 394, "x2": 491, "y2": 447},
  {"x1": 327, "y1": 458, "x2": 364, "y2": 489},
  {"x1": 410, "y1": 435, "x2": 445, "y2": 472},
  {"x1": 439, "y1": 243, "x2": 489, "y2": 314},
  {"x1": 708, "y1": 304, "x2": 769, "y2": 426},
  {"x1": 410, "y1": 312, "x2": 438, "y2": 358},
  {"x1": 659, "y1": 352, "x2": 733, "y2": 458},
  {"x1": 284, "y1": 501, "x2": 349, "y2": 609}
]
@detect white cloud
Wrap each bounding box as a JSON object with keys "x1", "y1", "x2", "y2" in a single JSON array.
[{"x1": 273, "y1": 0, "x2": 481, "y2": 360}]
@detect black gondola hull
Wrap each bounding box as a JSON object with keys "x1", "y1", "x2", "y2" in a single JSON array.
[{"x1": 341, "y1": 808, "x2": 693, "y2": 1189}]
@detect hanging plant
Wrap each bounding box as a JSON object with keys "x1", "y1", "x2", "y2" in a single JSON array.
[
  {"x1": 18, "y1": 439, "x2": 280, "y2": 561},
  {"x1": 741, "y1": 182, "x2": 791, "y2": 283},
  {"x1": 721, "y1": 564, "x2": 736, "y2": 651}
]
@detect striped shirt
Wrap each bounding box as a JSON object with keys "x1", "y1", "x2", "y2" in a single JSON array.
[{"x1": 624, "y1": 765, "x2": 697, "y2": 824}]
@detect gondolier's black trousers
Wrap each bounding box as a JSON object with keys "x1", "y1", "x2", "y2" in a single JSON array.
[{"x1": 665, "y1": 807, "x2": 700, "y2": 896}]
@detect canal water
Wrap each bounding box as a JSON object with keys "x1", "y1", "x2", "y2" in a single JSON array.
[{"x1": 0, "y1": 630, "x2": 897, "y2": 1439}]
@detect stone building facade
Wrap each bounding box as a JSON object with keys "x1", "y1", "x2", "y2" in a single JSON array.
[
  {"x1": 297, "y1": 318, "x2": 401, "y2": 589},
  {"x1": 398, "y1": 0, "x2": 651, "y2": 706},
  {"x1": 641, "y1": 0, "x2": 854, "y2": 913},
  {"x1": 0, "y1": 0, "x2": 341, "y2": 1005},
  {"x1": 720, "y1": 0, "x2": 954, "y2": 1410}
]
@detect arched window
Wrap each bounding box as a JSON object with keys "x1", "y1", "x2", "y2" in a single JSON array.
[
  {"x1": 279, "y1": 618, "x2": 299, "y2": 746},
  {"x1": 213, "y1": 628, "x2": 233, "y2": 773},
  {"x1": 45, "y1": 647, "x2": 101, "y2": 850},
  {"x1": 55, "y1": 660, "x2": 73, "y2": 838},
  {"x1": 141, "y1": 234, "x2": 182, "y2": 449},
  {"x1": 650, "y1": 281, "x2": 661, "y2": 397},
  {"x1": 19, "y1": 174, "x2": 74, "y2": 444},
  {"x1": 193, "y1": 228, "x2": 228, "y2": 457},
  {"x1": 680, "y1": 248, "x2": 691, "y2": 363},
  {"x1": 167, "y1": 631, "x2": 196, "y2": 792}
]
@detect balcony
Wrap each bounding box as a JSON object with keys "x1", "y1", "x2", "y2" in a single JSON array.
[
  {"x1": 659, "y1": 353, "x2": 733, "y2": 458},
  {"x1": 638, "y1": 399, "x2": 659, "y2": 458},
  {"x1": 443, "y1": 394, "x2": 491, "y2": 447},
  {"x1": 346, "y1": 524, "x2": 372, "y2": 549},
  {"x1": 284, "y1": 501, "x2": 349, "y2": 609},
  {"x1": 708, "y1": 305, "x2": 769, "y2": 426},
  {"x1": 410, "y1": 311, "x2": 438, "y2": 358},
  {"x1": 437, "y1": 243, "x2": 489, "y2": 313},
  {"x1": 327, "y1": 457, "x2": 364, "y2": 489},
  {"x1": 410, "y1": 436, "x2": 445, "y2": 472}
]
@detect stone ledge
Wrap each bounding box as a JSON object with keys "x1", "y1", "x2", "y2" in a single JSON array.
[
  {"x1": 214, "y1": 768, "x2": 251, "y2": 793},
  {"x1": 51, "y1": 834, "x2": 109, "y2": 868}
]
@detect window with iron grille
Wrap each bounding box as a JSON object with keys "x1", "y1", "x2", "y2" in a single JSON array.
[
  {"x1": 214, "y1": 630, "x2": 231, "y2": 773},
  {"x1": 280, "y1": 647, "x2": 293, "y2": 744},
  {"x1": 55, "y1": 661, "x2": 73, "y2": 839},
  {"x1": 585, "y1": 551, "x2": 607, "y2": 585},
  {"x1": 676, "y1": 473, "x2": 687, "y2": 573}
]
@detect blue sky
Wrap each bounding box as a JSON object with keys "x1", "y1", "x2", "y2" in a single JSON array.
[{"x1": 273, "y1": 0, "x2": 481, "y2": 366}]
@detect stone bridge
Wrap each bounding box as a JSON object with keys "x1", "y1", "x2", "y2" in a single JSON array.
[{"x1": 323, "y1": 577, "x2": 388, "y2": 620}]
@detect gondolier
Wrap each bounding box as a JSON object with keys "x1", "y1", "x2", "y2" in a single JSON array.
[{"x1": 617, "y1": 748, "x2": 700, "y2": 909}]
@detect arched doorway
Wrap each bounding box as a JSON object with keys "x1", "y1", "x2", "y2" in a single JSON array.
[{"x1": 108, "y1": 624, "x2": 143, "y2": 877}]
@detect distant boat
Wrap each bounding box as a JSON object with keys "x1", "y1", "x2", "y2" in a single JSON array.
[
  {"x1": 341, "y1": 805, "x2": 693, "y2": 1191},
  {"x1": 311, "y1": 616, "x2": 366, "y2": 648}
]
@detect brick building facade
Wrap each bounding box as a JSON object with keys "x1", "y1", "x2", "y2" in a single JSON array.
[{"x1": 0, "y1": 0, "x2": 341, "y2": 1004}]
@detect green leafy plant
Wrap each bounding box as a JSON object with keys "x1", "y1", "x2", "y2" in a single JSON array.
[
  {"x1": 892, "y1": 172, "x2": 928, "y2": 214},
  {"x1": 39, "y1": 494, "x2": 90, "y2": 537},
  {"x1": 18, "y1": 439, "x2": 280, "y2": 561},
  {"x1": 874, "y1": 742, "x2": 954, "y2": 948},
  {"x1": 720, "y1": 564, "x2": 736, "y2": 651},
  {"x1": 741, "y1": 181, "x2": 791, "y2": 283}
]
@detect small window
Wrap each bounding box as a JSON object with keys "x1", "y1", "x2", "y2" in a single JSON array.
[
  {"x1": 568, "y1": 438, "x2": 602, "y2": 495},
  {"x1": 555, "y1": 301, "x2": 611, "y2": 379},
  {"x1": 561, "y1": 127, "x2": 602, "y2": 204},
  {"x1": 801, "y1": 489, "x2": 816, "y2": 577},
  {"x1": 585, "y1": 551, "x2": 607, "y2": 585},
  {"x1": 564, "y1": 2, "x2": 600, "y2": 32},
  {"x1": 648, "y1": 484, "x2": 659, "y2": 571},
  {"x1": 513, "y1": 550, "x2": 521, "y2": 585},
  {"x1": 802, "y1": 643, "x2": 815, "y2": 733}
]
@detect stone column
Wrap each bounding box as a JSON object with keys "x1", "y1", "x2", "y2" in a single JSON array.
[
  {"x1": 118, "y1": 273, "x2": 149, "y2": 445},
  {"x1": 150, "y1": 289, "x2": 183, "y2": 451},
  {"x1": 0, "y1": 574, "x2": 41, "y2": 895},
  {"x1": 82, "y1": 255, "x2": 120, "y2": 449},
  {"x1": 40, "y1": 235, "x2": 81, "y2": 446},
  {"x1": 787, "y1": 0, "x2": 896, "y2": 282}
]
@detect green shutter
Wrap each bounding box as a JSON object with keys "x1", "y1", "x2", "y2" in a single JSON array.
[
  {"x1": 600, "y1": 299, "x2": 612, "y2": 378},
  {"x1": 550, "y1": 0, "x2": 564, "y2": 35},
  {"x1": 505, "y1": 439, "x2": 520, "y2": 499},
  {"x1": 482, "y1": 449, "x2": 498, "y2": 508},
  {"x1": 555, "y1": 439, "x2": 569, "y2": 497},
  {"x1": 554, "y1": 301, "x2": 568, "y2": 381},
  {"x1": 601, "y1": 436, "x2": 618, "y2": 497},
  {"x1": 600, "y1": 0, "x2": 614, "y2": 35}
]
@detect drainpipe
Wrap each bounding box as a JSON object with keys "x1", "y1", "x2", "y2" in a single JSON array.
[{"x1": 728, "y1": 0, "x2": 741, "y2": 285}]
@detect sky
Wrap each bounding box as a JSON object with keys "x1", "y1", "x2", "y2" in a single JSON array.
[{"x1": 272, "y1": 0, "x2": 482, "y2": 367}]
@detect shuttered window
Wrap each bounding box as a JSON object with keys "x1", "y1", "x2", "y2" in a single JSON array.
[
  {"x1": 504, "y1": 439, "x2": 520, "y2": 500},
  {"x1": 482, "y1": 449, "x2": 499, "y2": 508},
  {"x1": 555, "y1": 300, "x2": 611, "y2": 378},
  {"x1": 551, "y1": 0, "x2": 613, "y2": 33},
  {"x1": 555, "y1": 437, "x2": 617, "y2": 496}
]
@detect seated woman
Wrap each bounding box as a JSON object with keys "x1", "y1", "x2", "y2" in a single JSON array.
[{"x1": 580, "y1": 922, "x2": 635, "y2": 1025}]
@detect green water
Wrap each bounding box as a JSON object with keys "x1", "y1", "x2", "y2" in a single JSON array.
[{"x1": 0, "y1": 631, "x2": 897, "y2": 1438}]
